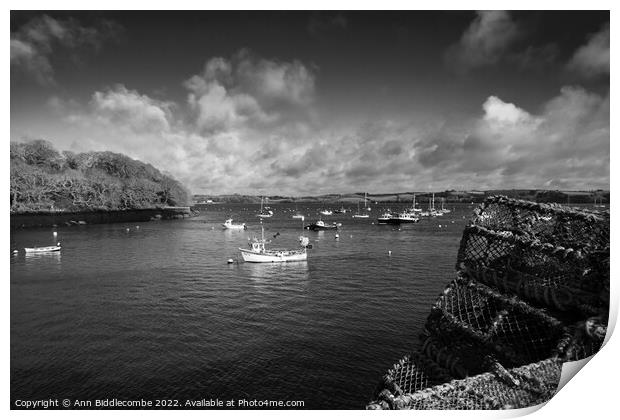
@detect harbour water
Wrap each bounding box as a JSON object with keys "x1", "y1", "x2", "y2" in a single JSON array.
[{"x1": 11, "y1": 202, "x2": 472, "y2": 409}]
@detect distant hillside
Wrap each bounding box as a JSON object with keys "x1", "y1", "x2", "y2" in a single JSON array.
[
  {"x1": 194, "y1": 189, "x2": 609, "y2": 205},
  {"x1": 10, "y1": 140, "x2": 189, "y2": 212}
]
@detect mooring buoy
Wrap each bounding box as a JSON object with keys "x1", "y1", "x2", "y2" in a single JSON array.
[{"x1": 388, "y1": 250, "x2": 392, "y2": 256}]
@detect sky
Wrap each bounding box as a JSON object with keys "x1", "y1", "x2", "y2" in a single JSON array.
[{"x1": 10, "y1": 11, "x2": 610, "y2": 195}]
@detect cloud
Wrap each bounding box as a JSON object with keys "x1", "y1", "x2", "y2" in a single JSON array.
[
  {"x1": 90, "y1": 85, "x2": 174, "y2": 133},
  {"x1": 31, "y1": 43, "x2": 608, "y2": 195},
  {"x1": 184, "y1": 50, "x2": 316, "y2": 134},
  {"x1": 446, "y1": 11, "x2": 520, "y2": 70},
  {"x1": 567, "y1": 22, "x2": 610, "y2": 78},
  {"x1": 415, "y1": 86, "x2": 609, "y2": 189},
  {"x1": 10, "y1": 14, "x2": 120, "y2": 84}
]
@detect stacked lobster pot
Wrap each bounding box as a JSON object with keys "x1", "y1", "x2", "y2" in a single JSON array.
[{"x1": 368, "y1": 196, "x2": 609, "y2": 410}]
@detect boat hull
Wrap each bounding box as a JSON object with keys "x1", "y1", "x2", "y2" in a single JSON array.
[
  {"x1": 25, "y1": 246, "x2": 61, "y2": 253},
  {"x1": 239, "y1": 248, "x2": 307, "y2": 263},
  {"x1": 387, "y1": 217, "x2": 419, "y2": 224},
  {"x1": 304, "y1": 224, "x2": 338, "y2": 231}
]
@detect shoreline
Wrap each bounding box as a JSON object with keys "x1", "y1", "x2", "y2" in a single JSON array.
[{"x1": 10, "y1": 207, "x2": 194, "y2": 229}]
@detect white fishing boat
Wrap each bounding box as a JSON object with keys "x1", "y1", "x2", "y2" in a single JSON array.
[
  {"x1": 319, "y1": 209, "x2": 333, "y2": 216},
  {"x1": 292, "y1": 214, "x2": 305, "y2": 219},
  {"x1": 222, "y1": 218, "x2": 247, "y2": 230},
  {"x1": 25, "y1": 242, "x2": 61, "y2": 253},
  {"x1": 304, "y1": 220, "x2": 339, "y2": 231},
  {"x1": 257, "y1": 197, "x2": 273, "y2": 218},
  {"x1": 377, "y1": 210, "x2": 393, "y2": 224},
  {"x1": 389, "y1": 211, "x2": 420, "y2": 224},
  {"x1": 239, "y1": 220, "x2": 308, "y2": 263}
]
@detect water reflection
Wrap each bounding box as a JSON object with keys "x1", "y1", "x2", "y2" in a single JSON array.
[
  {"x1": 23, "y1": 251, "x2": 62, "y2": 269},
  {"x1": 242, "y1": 261, "x2": 310, "y2": 283}
]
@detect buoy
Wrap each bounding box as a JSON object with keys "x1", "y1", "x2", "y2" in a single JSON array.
[
  {"x1": 388, "y1": 250, "x2": 392, "y2": 256},
  {"x1": 135, "y1": 226, "x2": 140, "y2": 229},
  {"x1": 335, "y1": 233, "x2": 339, "y2": 239},
  {"x1": 439, "y1": 224, "x2": 442, "y2": 228},
  {"x1": 227, "y1": 259, "x2": 234, "y2": 264},
  {"x1": 53, "y1": 231, "x2": 57, "y2": 237},
  {"x1": 126, "y1": 228, "x2": 130, "y2": 232}
]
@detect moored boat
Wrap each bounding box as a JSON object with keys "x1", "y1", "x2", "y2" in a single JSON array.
[
  {"x1": 222, "y1": 218, "x2": 247, "y2": 230},
  {"x1": 377, "y1": 211, "x2": 393, "y2": 224},
  {"x1": 319, "y1": 209, "x2": 333, "y2": 216},
  {"x1": 25, "y1": 242, "x2": 61, "y2": 253},
  {"x1": 388, "y1": 212, "x2": 420, "y2": 224},
  {"x1": 257, "y1": 197, "x2": 273, "y2": 218},
  {"x1": 239, "y1": 222, "x2": 308, "y2": 263},
  {"x1": 304, "y1": 220, "x2": 339, "y2": 231},
  {"x1": 352, "y1": 195, "x2": 370, "y2": 218}
]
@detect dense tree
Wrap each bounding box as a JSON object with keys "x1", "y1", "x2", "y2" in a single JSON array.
[{"x1": 10, "y1": 140, "x2": 190, "y2": 212}]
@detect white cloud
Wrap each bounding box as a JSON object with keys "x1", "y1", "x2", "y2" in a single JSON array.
[
  {"x1": 446, "y1": 11, "x2": 520, "y2": 70},
  {"x1": 482, "y1": 96, "x2": 538, "y2": 125},
  {"x1": 416, "y1": 86, "x2": 609, "y2": 189},
  {"x1": 184, "y1": 50, "x2": 315, "y2": 134},
  {"x1": 90, "y1": 85, "x2": 173, "y2": 133},
  {"x1": 567, "y1": 22, "x2": 610, "y2": 78}
]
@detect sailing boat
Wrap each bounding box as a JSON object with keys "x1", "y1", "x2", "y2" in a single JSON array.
[
  {"x1": 257, "y1": 196, "x2": 273, "y2": 218},
  {"x1": 319, "y1": 201, "x2": 333, "y2": 216},
  {"x1": 440, "y1": 198, "x2": 451, "y2": 214},
  {"x1": 352, "y1": 193, "x2": 370, "y2": 218},
  {"x1": 430, "y1": 193, "x2": 442, "y2": 217},
  {"x1": 411, "y1": 193, "x2": 422, "y2": 212},
  {"x1": 292, "y1": 199, "x2": 304, "y2": 219},
  {"x1": 239, "y1": 219, "x2": 307, "y2": 262}
]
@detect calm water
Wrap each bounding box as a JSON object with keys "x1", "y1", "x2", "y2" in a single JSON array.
[{"x1": 11, "y1": 202, "x2": 473, "y2": 409}]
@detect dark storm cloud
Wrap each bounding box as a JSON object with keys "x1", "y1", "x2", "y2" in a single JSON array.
[{"x1": 10, "y1": 14, "x2": 121, "y2": 84}]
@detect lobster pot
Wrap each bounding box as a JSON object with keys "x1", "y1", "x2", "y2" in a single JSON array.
[
  {"x1": 368, "y1": 358, "x2": 562, "y2": 410},
  {"x1": 374, "y1": 353, "x2": 453, "y2": 400},
  {"x1": 423, "y1": 277, "x2": 566, "y2": 376},
  {"x1": 457, "y1": 225, "x2": 607, "y2": 316},
  {"x1": 368, "y1": 197, "x2": 609, "y2": 410},
  {"x1": 472, "y1": 196, "x2": 609, "y2": 253}
]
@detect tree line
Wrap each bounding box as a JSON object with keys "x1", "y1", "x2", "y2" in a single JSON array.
[{"x1": 10, "y1": 140, "x2": 189, "y2": 212}]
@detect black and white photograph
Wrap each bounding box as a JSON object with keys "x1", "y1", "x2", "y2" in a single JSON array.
[{"x1": 9, "y1": 5, "x2": 612, "y2": 413}]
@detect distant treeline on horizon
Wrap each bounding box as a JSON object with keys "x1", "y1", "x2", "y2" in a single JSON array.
[
  {"x1": 193, "y1": 189, "x2": 609, "y2": 205},
  {"x1": 10, "y1": 140, "x2": 190, "y2": 213}
]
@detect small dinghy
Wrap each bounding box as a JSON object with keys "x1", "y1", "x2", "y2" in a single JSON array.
[
  {"x1": 25, "y1": 242, "x2": 61, "y2": 253},
  {"x1": 222, "y1": 218, "x2": 247, "y2": 230}
]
